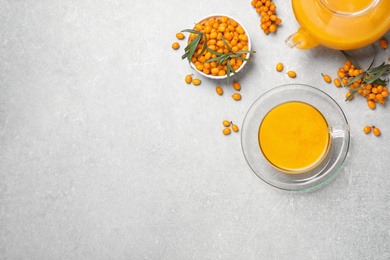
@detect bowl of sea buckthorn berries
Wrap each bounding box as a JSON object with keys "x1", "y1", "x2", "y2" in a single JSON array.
[{"x1": 181, "y1": 14, "x2": 255, "y2": 81}]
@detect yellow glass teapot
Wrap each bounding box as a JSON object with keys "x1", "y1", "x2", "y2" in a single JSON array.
[{"x1": 286, "y1": 0, "x2": 390, "y2": 50}]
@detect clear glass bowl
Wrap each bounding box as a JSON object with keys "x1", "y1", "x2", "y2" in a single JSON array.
[{"x1": 241, "y1": 84, "x2": 350, "y2": 191}]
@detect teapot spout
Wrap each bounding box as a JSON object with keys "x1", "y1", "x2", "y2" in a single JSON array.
[{"x1": 285, "y1": 28, "x2": 319, "y2": 50}]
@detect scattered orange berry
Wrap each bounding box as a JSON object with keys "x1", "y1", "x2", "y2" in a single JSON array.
[
  {"x1": 276, "y1": 62, "x2": 284, "y2": 72},
  {"x1": 192, "y1": 78, "x2": 201, "y2": 85},
  {"x1": 232, "y1": 93, "x2": 242, "y2": 101},
  {"x1": 379, "y1": 38, "x2": 388, "y2": 49},
  {"x1": 287, "y1": 70, "x2": 296, "y2": 78},
  {"x1": 185, "y1": 74, "x2": 192, "y2": 84},
  {"x1": 172, "y1": 42, "x2": 180, "y2": 50},
  {"x1": 222, "y1": 120, "x2": 231, "y2": 127},
  {"x1": 232, "y1": 124, "x2": 239, "y2": 132},
  {"x1": 232, "y1": 81, "x2": 241, "y2": 91},
  {"x1": 345, "y1": 91, "x2": 354, "y2": 100},
  {"x1": 363, "y1": 126, "x2": 371, "y2": 134},
  {"x1": 372, "y1": 126, "x2": 381, "y2": 136},
  {"x1": 322, "y1": 73, "x2": 332, "y2": 83},
  {"x1": 222, "y1": 127, "x2": 231, "y2": 135},
  {"x1": 334, "y1": 78, "x2": 341, "y2": 87},
  {"x1": 216, "y1": 86, "x2": 223, "y2": 95},
  {"x1": 176, "y1": 32, "x2": 185, "y2": 40}
]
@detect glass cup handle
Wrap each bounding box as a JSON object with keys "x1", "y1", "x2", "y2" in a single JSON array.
[{"x1": 330, "y1": 124, "x2": 350, "y2": 138}]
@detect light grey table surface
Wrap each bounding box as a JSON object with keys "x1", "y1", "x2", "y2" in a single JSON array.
[{"x1": 1, "y1": 1, "x2": 390, "y2": 259}]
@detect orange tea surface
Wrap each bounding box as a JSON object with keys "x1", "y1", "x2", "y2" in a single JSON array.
[{"x1": 258, "y1": 101, "x2": 330, "y2": 173}]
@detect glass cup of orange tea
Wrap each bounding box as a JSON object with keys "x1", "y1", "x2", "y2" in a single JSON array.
[
  {"x1": 241, "y1": 84, "x2": 350, "y2": 191},
  {"x1": 258, "y1": 101, "x2": 332, "y2": 174}
]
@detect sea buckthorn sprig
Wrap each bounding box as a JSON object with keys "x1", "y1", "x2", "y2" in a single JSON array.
[
  {"x1": 206, "y1": 37, "x2": 255, "y2": 83},
  {"x1": 181, "y1": 16, "x2": 255, "y2": 83},
  {"x1": 251, "y1": 0, "x2": 282, "y2": 34},
  {"x1": 363, "y1": 125, "x2": 381, "y2": 136},
  {"x1": 335, "y1": 50, "x2": 390, "y2": 109},
  {"x1": 222, "y1": 120, "x2": 239, "y2": 135}
]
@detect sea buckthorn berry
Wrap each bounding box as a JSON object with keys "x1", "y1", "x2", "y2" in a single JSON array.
[
  {"x1": 232, "y1": 124, "x2": 239, "y2": 132},
  {"x1": 222, "y1": 127, "x2": 231, "y2": 135},
  {"x1": 276, "y1": 62, "x2": 284, "y2": 72},
  {"x1": 287, "y1": 70, "x2": 297, "y2": 78},
  {"x1": 337, "y1": 70, "x2": 346, "y2": 78},
  {"x1": 372, "y1": 126, "x2": 381, "y2": 136},
  {"x1": 232, "y1": 93, "x2": 242, "y2": 101},
  {"x1": 172, "y1": 42, "x2": 180, "y2": 50},
  {"x1": 379, "y1": 38, "x2": 388, "y2": 49},
  {"x1": 185, "y1": 74, "x2": 193, "y2": 84},
  {"x1": 376, "y1": 93, "x2": 384, "y2": 101},
  {"x1": 322, "y1": 73, "x2": 331, "y2": 83},
  {"x1": 363, "y1": 126, "x2": 371, "y2": 134},
  {"x1": 203, "y1": 68, "x2": 210, "y2": 74},
  {"x1": 218, "y1": 70, "x2": 226, "y2": 76},
  {"x1": 192, "y1": 78, "x2": 201, "y2": 85},
  {"x1": 367, "y1": 100, "x2": 376, "y2": 109},
  {"x1": 252, "y1": 0, "x2": 281, "y2": 34},
  {"x1": 196, "y1": 63, "x2": 204, "y2": 71},
  {"x1": 334, "y1": 78, "x2": 341, "y2": 87},
  {"x1": 353, "y1": 69, "x2": 361, "y2": 77},
  {"x1": 222, "y1": 120, "x2": 231, "y2": 127},
  {"x1": 216, "y1": 86, "x2": 223, "y2": 95},
  {"x1": 341, "y1": 77, "x2": 349, "y2": 85},
  {"x1": 346, "y1": 91, "x2": 354, "y2": 100},
  {"x1": 176, "y1": 32, "x2": 185, "y2": 40},
  {"x1": 232, "y1": 81, "x2": 241, "y2": 91}
]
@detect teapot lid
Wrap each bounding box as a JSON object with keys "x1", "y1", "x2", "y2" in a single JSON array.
[{"x1": 320, "y1": 0, "x2": 381, "y2": 16}]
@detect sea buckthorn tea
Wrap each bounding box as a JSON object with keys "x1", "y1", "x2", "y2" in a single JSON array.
[{"x1": 258, "y1": 101, "x2": 331, "y2": 173}]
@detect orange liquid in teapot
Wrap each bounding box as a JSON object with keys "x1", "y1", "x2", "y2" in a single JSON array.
[
  {"x1": 258, "y1": 102, "x2": 330, "y2": 173},
  {"x1": 292, "y1": 0, "x2": 390, "y2": 50}
]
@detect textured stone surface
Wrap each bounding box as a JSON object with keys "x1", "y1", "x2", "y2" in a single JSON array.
[{"x1": 1, "y1": 0, "x2": 389, "y2": 259}]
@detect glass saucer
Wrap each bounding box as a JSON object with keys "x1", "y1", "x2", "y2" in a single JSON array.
[{"x1": 241, "y1": 84, "x2": 350, "y2": 191}]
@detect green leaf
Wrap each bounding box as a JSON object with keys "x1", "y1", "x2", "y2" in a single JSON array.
[
  {"x1": 184, "y1": 34, "x2": 200, "y2": 52},
  {"x1": 182, "y1": 34, "x2": 202, "y2": 62},
  {"x1": 217, "y1": 55, "x2": 230, "y2": 66},
  {"x1": 206, "y1": 48, "x2": 221, "y2": 56},
  {"x1": 233, "y1": 50, "x2": 256, "y2": 54},
  {"x1": 235, "y1": 56, "x2": 250, "y2": 61},
  {"x1": 345, "y1": 74, "x2": 364, "y2": 87},
  {"x1": 194, "y1": 34, "x2": 207, "y2": 57},
  {"x1": 181, "y1": 29, "x2": 202, "y2": 34},
  {"x1": 365, "y1": 70, "x2": 387, "y2": 84},
  {"x1": 206, "y1": 56, "x2": 222, "y2": 63},
  {"x1": 221, "y1": 37, "x2": 233, "y2": 53},
  {"x1": 340, "y1": 50, "x2": 361, "y2": 70}
]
